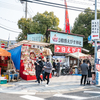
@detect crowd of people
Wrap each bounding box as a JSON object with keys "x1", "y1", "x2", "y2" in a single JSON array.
[
  {"x1": 34, "y1": 56, "x2": 95, "y2": 86},
  {"x1": 34, "y1": 57, "x2": 53, "y2": 87},
  {"x1": 34, "y1": 57, "x2": 61, "y2": 87},
  {"x1": 80, "y1": 59, "x2": 95, "y2": 86}
]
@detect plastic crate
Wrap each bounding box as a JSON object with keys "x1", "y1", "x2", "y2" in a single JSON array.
[{"x1": 0, "y1": 79, "x2": 7, "y2": 84}]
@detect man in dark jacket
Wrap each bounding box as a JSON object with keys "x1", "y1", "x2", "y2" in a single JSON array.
[
  {"x1": 80, "y1": 60, "x2": 89, "y2": 86},
  {"x1": 34, "y1": 57, "x2": 43, "y2": 84}
]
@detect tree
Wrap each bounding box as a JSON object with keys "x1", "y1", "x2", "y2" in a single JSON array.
[
  {"x1": 16, "y1": 18, "x2": 33, "y2": 42},
  {"x1": 17, "y1": 11, "x2": 62, "y2": 42},
  {"x1": 71, "y1": 8, "x2": 100, "y2": 54},
  {"x1": 31, "y1": 11, "x2": 62, "y2": 42}
]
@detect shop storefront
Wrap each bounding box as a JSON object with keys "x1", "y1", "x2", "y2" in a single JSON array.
[
  {"x1": 48, "y1": 29, "x2": 84, "y2": 74},
  {"x1": 7, "y1": 40, "x2": 52, "y2": 81}
]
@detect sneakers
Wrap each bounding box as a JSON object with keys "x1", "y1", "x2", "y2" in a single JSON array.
[
  {"x1": 41, "y1": 80, "x2": 43, "y2": 84},
  {"x1": 45, "y1": 84, "x2": 48, "y2": 87}
]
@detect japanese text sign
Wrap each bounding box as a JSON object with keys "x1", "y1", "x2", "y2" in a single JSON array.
[
  {"x1": 54, "y1": 45, "x2": 81, "y2": 53},
  {"x1": 27, "y1": 34, "x2": 44, "y2": 42},
  {"x1": 91, "y1": 19, "x2": 100, "y2": 40},
  {"x1": 50, "y1": 31, "x2": 83, "y2": 47}
]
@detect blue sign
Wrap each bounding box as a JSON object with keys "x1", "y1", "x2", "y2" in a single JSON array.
[
  {"x1": 88, "y1": 35, "x2": 91, "y2": 41},
  {"x1": 50, "y1": 32, "x2": 83, "y2": 47},
  {"x1": 27, "y1": 34, "x2": 43, "y2": 42}
]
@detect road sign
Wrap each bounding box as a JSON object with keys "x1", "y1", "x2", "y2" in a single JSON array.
[
  {"x1": 1, "y1": 43, "x2": 5, "y2": 48},
  {"x1": 91, "y1": 19, "x2": 100, "y2": 40},
  {"x1": 88, "y1": 35, "x2": 91, "y2": 41}
]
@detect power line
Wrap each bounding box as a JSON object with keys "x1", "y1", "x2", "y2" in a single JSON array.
[
  {"x1": 0, "y1": 26, "x2": 21, "y2": 33},
  {"x1": 0, "y1": 1, "x2": 23, "y2": 12},
  {"x1": 21, "y1": 0, "x2": 100, "y2": 12},
  {"x1": 28, "y1": 4, "x2": 35, "y2": 15},
  {"x1": 0, "y1": 17, "x2": 17, "y2": 23},
  {"x1": 0, "y1": 23, "x2": 20, "y2": 31},
  {"x1": 22, "y1": 0, "x2": 85, "y2": 12}
]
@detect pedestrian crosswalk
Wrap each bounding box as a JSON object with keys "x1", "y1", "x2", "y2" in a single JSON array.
[
  {"x1": 20, "y1": 91, "x2": 100, "y2": 100},
  {"x1": 20, "y1": 95, "x2": 44, "y2": 100}
]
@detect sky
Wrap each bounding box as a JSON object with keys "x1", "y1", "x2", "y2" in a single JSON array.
[{"x1": 0, "y1": 0, "x2": 100, "y2": 40}]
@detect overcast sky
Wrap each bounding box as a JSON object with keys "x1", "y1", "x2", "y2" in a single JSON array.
[{"x1": 0, "y1": 0, "x2": 99, "y2": 40}]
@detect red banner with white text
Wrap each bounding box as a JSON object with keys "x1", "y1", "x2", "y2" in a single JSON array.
[{"x1": 54, "y1": 45, "x2": 81, "y2": 53}]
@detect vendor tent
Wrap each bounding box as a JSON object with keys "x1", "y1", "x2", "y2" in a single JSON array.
[
  {"x1": 6, "y1": 40, "x2": 50, "y2": 50},
  {"x1": 68, "y1": 52, "x2": 89, "y2": 59},
  {"x1": 8, "y1": 46, "x2": 22, "y2": 70},
  {"x1": 0, "y1": 48, "x2": 11, "y2": 56}
]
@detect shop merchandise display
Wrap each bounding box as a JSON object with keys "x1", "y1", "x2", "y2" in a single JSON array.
[
  {"x1": 21, "y1": 44, "x2": 52, "y2": 77},
  {"x1": 21, "y1": 45, "x2": 43, "y2": 76}
]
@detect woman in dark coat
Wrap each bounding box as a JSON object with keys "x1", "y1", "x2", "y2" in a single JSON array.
[
  {"x1": 56, "y1": 59, "x2": 60, "y2": 77},
  {"x1": 87, "y1": 60, "x2": 92, "y2": 85}
]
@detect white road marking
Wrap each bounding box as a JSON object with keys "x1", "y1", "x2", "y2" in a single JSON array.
[
  {"x1": 20, "y1": 95, "x2": 45, "y2": 100},
  {"x1": 0, "y1": 90, "x2": 36, "y2": 95},
  {"x1": 53, "y1": 93, "x2": 100, "y2": 100},
  {"x1": 84, "y1": 91, "x2": 100, "y2": 94}
]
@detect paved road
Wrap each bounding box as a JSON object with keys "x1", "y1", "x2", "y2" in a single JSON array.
[
  {"x1": 1, "y1": 88, "x2": 100, "y2": 100},
  {"x1": 1, "y1": 75, "x2": 99, "y2": 100}
]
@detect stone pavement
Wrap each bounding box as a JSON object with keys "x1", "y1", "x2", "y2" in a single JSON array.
[{"x1": 0, "y1": 75, "x2": 95, "y2": 95}]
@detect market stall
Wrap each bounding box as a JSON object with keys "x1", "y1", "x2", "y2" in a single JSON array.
[
  {"x1": 0, "y1": 48, "x2": 11, "y2": 75},
  {"x1": 7, "y1": 40, "x2": 52, "y2": 81},
  {"x1": 68, "y1": 52, "x2": 92, "y2": 74},
  {"x1": 0, "y1": 48, "x2": 11, "y2": 84}
]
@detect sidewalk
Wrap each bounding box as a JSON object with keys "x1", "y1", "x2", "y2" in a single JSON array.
[{"x1": 0, "y1": 75, "x2": 95, "y2": 94}]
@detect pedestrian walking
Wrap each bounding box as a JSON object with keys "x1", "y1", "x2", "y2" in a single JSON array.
[
  {"x1": 34, "y1": 57, "x2": 43, "y2": 85},
  {"x1": 42, "y1": 57, "x2": 46, "y2": 81},
  {"x1": 87, "y1": 60, "x2": 92, "y2": 85},
  {"x1": 52, "y1": 59, "x2": 56, "y2": 76},
  {"x1": 56, "y1": 59, "x2": 60, "y2": 77},
  {"x1": 80, "y1": 60, "x2": 89, "y2": 86},
  {"x1": 44, "y1": 58, "x2": 52, "y2": 87},
  {"x1": 35, "y1": 58, "x2": 38, "y2": 82}
]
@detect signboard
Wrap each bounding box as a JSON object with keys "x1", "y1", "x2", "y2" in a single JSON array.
[
  {"x1": 54, "y1": 45, "x2": 81, "y2": 53},
  {"x1": 91, "y1": 19, "x2": 100, "y2": 40},
  {"x1": 50, "y1": 31, "x2": 83, "y2": 47},
  {"x1": 96, "y1": 44, "x2": 100, "y2": 85},
  {"x1": 1, "y1": 43, "x2": 5, "y2": 48},
  {"x1": 27, "y1": 34, "x2": 44, "y2": 42}
]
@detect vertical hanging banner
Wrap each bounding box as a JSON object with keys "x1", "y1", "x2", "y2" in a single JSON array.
[
  {"x1": 91, "y1": 19, "x2": 100, "y2": 40},
  {"x1": 96, "y1": 45, "x2": 100, "y2": 85},
  {"x1": 64, "y1": 0, "x2": 70, "y2": 33}
]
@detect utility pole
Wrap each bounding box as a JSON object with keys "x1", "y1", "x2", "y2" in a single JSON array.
[
  {"x1": 25, "y1": 0, "x2": 27, "y2": 18},
  {"x1": 94, "y1": 0, "x2": 97, "y2": 85},
  {"x1": 20, "y1": 0, "x2": 27, "y2": 18},
  {"x1": 94, "y1": 0, "x2": 97, "y2": 71}
]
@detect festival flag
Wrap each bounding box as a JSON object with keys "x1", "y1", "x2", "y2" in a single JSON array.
[{"x1": 64, "y1": 0, "x2": 70, "y2": 33}]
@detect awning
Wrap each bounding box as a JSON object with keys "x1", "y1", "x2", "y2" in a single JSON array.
[
  {"x1": 0, "y1": 48, "x2": 11, "y2": 56},
  {"x1": 6, "y1": 40, "x2": 50, "y2": 50},
  {"x1": 68, "y1": 52, "x2": 89, "y2": 59}
]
